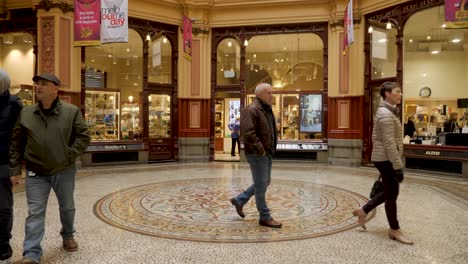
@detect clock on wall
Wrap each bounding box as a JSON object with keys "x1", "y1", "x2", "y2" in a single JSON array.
[{"x1": 419, "y1": 86, "x2": 431, "y2": 97}]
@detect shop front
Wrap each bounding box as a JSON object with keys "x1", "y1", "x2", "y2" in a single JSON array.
[
  {"x1": 211, "y1": 23, "x2": 328, "y2": 161},
  {"x1": 364, "y1": 0, "x2": 468, "y2": 176},
  {"x1": 0, "y1": 8, "x2": 37, "y2": 105},
  {"x1": 80, "y1": 18, "x2": 178, "y2": 165}
]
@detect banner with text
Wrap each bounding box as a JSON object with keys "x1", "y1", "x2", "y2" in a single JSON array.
[
  {"x1": 445, "y1": 0, "x2": 468, "y2": 28},
  {"x1": 183, "y1": 16, "x2": 192, "y2": 60},
  {"x1": 101, "y1": 0, "x2": 128, "y2": 43},
  {"x1": 74, "y1": 0, "x2": 101, "y2": 46}
]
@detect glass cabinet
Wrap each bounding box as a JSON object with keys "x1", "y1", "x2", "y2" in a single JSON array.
[
  {"x1": 148, "y1": 94, "x2": 171, "y2": 138},
  {"x1": 121, "y1": 102, "x2": 140, "y2": 139},
  {"x1": 85, "y1": 89, "x2": 120, "y2": 141}
]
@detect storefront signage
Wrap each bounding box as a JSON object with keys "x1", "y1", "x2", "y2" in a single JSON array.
[
  {"x1": 425, "y1": 151, "x2": 440, "y2": 156},
  {"x1": 101, "y1": 0, "x2": 128, "y2": 43},
  {"x1": 445, "y1": 0, "x2": 468, "y2": 28},
  {"x1": 86, "y1": 143, "x2": 145, "y2": 152},
  {"x1": 74, "y1": 0, "x2": 101, "y2": 46},
  {"x1": 368, "y1": 0, "x2": 443, "y2": 21}
]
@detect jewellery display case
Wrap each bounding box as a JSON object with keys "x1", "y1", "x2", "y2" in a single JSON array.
[
  {"x1": 85, "y1": 89, "x2": 120, "y2": 141},
  {"x1": 121, "y1": 102, "x2": 140, "y2": 139},
  {"x1": 148, "y1": 94, "x2": 171, "y2": 138}
]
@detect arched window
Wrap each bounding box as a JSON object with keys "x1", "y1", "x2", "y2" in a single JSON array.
[
  {"x1": 148, "y1": 34, "x2": 172, "y2": 84},
  {"x1": 216, "y1": 38, "x2": 241, "y2": 85}
]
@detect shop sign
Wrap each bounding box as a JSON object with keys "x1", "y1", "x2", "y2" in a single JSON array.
[
  {"x1": 425, "y1": 151, "x2": 440, "y2": 156},
  {"x1": 152, "y1": 40, "x2": 161, "y2": 67},
  {"x1": 101, "y1": 0, "x2": 128, "y2": 43},
  {"x1": 445, "y1": 0, "x2": 468, "y2": 28},
  {"x1": 86, "y1": 143, "x2": 145, "y2": 152},
  {"x1": 74, "y1": 0, "x2": 101, "y2": 46}
]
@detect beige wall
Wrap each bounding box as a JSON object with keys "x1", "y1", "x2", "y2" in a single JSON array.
[{"x1": 0, "y1": 41, "x2": 34, "y2": 87}]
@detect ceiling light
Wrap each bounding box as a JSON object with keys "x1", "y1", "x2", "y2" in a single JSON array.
[
  {"x1": 368, "y1": 26, "x2": 373, "y2": 34},
  {"x1": 227, "y1": 41, "x2": 232, "y2": 47},
  {"x1": 378, "y1": 39, "x2": 387, "y2": 43},
  {"x1": 441, "y1": 24, "x2": 446, "y2": 28},
  {"x1": 163, "y1": 37, "x2": 167, "y2": 43},
  {"x1": 409, "y1": 39, "x2": 413, "y2": 43},
  {"x1": 427, "y1": 36, "x2": 431, "y2": 40},
  {"x1": 386, "y1": 22, "x2": 391, "y2": 30},
  {"x1": 451, "y1": 38, "x2": 461, "y2": 43},
  {"x1": 431, "y1": 50, "x2": 439, "y2": 54},
  {"x1": 243, "y1": 39, "x2": 248, "y2": 46},
  {"x1": 146, "y1": 34, "x2": 151, "y2": 41}
]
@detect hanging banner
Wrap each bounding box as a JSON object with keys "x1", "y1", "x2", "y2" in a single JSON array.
[
  {"x1": 342, "y1": 0, "x2": 354, "y2": 55},
  {"x1": 182, "y1": 16, "x2": 192, "y2": 60},
  {"x1": 445, "y1": 0, "x2": 468, "y2": 28},
  {"x1": 152, "y1": 39, "x2": 161, "y2": 67},
  {"x1": 74, "y1": 0, "x2": 101, "y2": 46},
  {"x1": 101, "y1": 0, "x2": 128, "y2": 43}
]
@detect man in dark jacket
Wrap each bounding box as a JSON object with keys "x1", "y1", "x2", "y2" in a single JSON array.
[
  {"x1": 10, "y1": 73, "x2": 90, "y2": 264},
  {"x1": 230, "y1": 83, "x2": 282, "y2": 228},
  {"x1": 0, "y1": 69, "x2": 22, "y2": 261}
]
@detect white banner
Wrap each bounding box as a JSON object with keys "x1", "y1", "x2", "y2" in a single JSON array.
[
  {"x1": 152, "y1": 40, "x2": 161, "y2": 67},
  {"x1": 101, "y1": 0, "x2": 128, "y2": 43}
]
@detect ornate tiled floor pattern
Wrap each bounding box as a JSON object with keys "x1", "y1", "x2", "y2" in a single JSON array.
[
  {"x1": 94, "y1": 178, "x2": 374, "y2": 242},
  {"x1": 6, "y1": 162, "x2": 468, "y2": 264}
]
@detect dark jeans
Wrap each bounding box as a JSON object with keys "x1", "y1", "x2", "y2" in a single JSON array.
[
  {"x1": 0, "y1": 165, "x2": 13, "y2": 247},
  {"x1": 363, "y1": 161, "x2": 401, "y2": 230},
  {"x1": 231, "y1": 138, "x2": 240, "y2": 156}
]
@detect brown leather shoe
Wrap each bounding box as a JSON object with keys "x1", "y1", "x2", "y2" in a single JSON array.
[
  {"x1": 352, "y1": 207, "x2": 368, "y2": 230},
  {"x1": 63, "y1": 238, "x2": 79, "y2": 252},
  {"x1": 13, "y1": 257, "x2": 39, "y2": 264},
  {"x1": 388, "y1": 229, "x2": 414, "y2": 245},
  {"x1": 230, "y1": 198, "x2": 245, "y2": 218},
  {"x1": 259, "y1": 219, "x2": 282, "y2": 228}
]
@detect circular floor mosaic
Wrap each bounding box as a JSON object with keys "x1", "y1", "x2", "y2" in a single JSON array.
[{"x1": 94, "y1": 178, "x2": 374, "y2": 242}]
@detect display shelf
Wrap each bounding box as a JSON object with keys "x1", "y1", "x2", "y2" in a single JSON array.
[
  {"x1": 149, "y1": 94, "x2": 171, "y2": 138},
  {"x1": 215, "y1": 99, "x2": 224, "y2": 138},
  {"x1": 121, "y1": 102, "x2": 140, "y2": 139},
  {"x1": 85, "y1": 89, "x2": 120, "y2": 141}
]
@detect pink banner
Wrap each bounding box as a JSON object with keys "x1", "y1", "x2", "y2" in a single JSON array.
[
  {"x1": 183, "y1": 16, "x2": 192, "y2": 59},
  {"x1": 445, "y1": 0, "x2": 468, "y2": 28},
  {"x1": 74, "y1": 0, "x2": 101, "y2": 46}
]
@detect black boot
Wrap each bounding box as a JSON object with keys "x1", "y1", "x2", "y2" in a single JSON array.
[{"x1": 0, "y1": 244, "x2": 12, "y2": 260}]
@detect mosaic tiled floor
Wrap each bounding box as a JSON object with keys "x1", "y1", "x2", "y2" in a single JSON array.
[{"x1": 94, "y1": 177, "x2": 375, "y2": 242}]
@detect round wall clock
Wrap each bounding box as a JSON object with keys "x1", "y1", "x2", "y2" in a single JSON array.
[{"x1": 419, "y1": 86, "x2": 431, "y2": 97}]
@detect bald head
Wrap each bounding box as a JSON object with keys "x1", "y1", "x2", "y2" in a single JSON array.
[{"x1": 255, "y1": 83, "x2": 273, "y2": 105}]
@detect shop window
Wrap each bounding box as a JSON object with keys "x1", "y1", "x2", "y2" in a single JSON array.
[
  {"x1": 148, "y1": 94, "x2": 171, "y2": 138},
  {"x1": 245, "y1": 33, "x2": 323, "y2": 93},
  {"x1": 403, "y1": 5, "x2": 468, "y2": 133},
  {"x1": 216, "y1": 38, "x2": 240, "y2": 85},
  {"x1": 148, "y1": 35, "x2": 172, "y2": 84},
  {"x1": 85, "y1": 29, "x2": 143, "y2": 141},
  {"x1": 0, "y1": 32, "x2": 35, "y2": 105},
  {"x1": 371, "y1": 27, "x2": 397, "y2": 80}
]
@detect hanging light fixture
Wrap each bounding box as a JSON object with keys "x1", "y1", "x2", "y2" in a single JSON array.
[
  {"x1": 368, "y1": 26, "x2": 373, "y2": 34},
  {"x1": 386, "y1": 21, "x2": 392, "y2": 30},
  {"x1": 243, "y1": 39, "x2": 248, "y2": 46},
  {"x1": 146, "y1": 34, "x2": 151, "y2": 41}
]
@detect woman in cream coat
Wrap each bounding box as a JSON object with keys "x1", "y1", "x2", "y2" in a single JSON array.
[{"x1": 353, "y1": 82, "x2": 413, "y2": 245}]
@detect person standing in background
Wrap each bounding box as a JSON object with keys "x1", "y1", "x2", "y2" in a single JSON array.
[
  {"x1": 228, "y1": 116, "x2": 240, "y2": 156},
  {"x1": 10, "y1": 73, "x2": 90, "y2": 264},
  {"x1": 404, "y1": 115, "x2": 416, "y2": 138},
  {"x1": 0, "y1": 69, "x2": 23, "y2": 261}
]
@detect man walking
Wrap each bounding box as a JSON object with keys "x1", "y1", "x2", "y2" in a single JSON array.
[
  {"x1": 0, "y1": 69, "x2": 22, "y2": 261},
  {"x1": 230, "y1": 83, "x2": 282, "y2": 228},
  {"x1": 10, "y1": 73, "x2": 90, "y2": 264}
]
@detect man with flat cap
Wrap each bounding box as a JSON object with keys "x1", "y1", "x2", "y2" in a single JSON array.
[{"x1": 10, "y1": 73, "x2": 90, "y2": 264}]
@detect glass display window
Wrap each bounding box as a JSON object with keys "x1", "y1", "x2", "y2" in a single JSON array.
[
  {"x1": 216, "y1": 38, "x2": 241, "y2": 85},
  {"x1": 148, "y1": 94, "x2": 171, "y2": 138},
  {"x1": 371, "y1": 27, "x2": 397, "y2": 80},
  {"x1": 148, "y1": 35, "x2": 172, "y2": 84},
  {"x1": 245, "y1": 33, "x2": 323, "y2": 93},
  {"x1": 215, "y1": 99, "x2": 224, "y2": 138},
  {"x1": 121, "y1": 99, "x2": 140, "y2": 140},
  {"x1": 85, "y1": 89, "x2": 120, "y2": 141}
]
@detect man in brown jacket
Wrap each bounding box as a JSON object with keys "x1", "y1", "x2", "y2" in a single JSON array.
[{"x1": 230, "y1": 83, "x2": 282, "y2": 228}]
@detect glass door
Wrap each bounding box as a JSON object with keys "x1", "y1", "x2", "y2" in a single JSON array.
[{"x1": 148, "y1": 94, "x2": 172, "y2": 160}]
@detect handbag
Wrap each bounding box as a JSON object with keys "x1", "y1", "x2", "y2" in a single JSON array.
[{"x1": 369, "y1": 175, "x2": 383, "y2": 198}]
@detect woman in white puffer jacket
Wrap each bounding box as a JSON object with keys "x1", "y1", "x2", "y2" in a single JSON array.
[{"x1": 353, "y1": 82, "x2": 414, "y2": 245}]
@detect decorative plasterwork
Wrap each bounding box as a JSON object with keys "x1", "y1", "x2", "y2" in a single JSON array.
[
  {"x1": 36, "y1": 0, "x2": 73, "y2": 13},
  {"x1": 40, "y1": 16, "x2": 55, "y2": 74}
]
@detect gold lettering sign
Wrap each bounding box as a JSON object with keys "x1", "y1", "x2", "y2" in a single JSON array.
[
  {"x1": 425, "y1": 151, "x2": 440, "y2": 156},
  {"x1": 104, "y1": 145, "x2": 128, "y2": 150}
]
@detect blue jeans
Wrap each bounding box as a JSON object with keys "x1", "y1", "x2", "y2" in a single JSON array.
[
  {"x1": 23, "y1": 167, "x2": 76, "y2": 262},
  {"x1": 235, "y1": 153, "x2": 272, "y2": 221}
]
